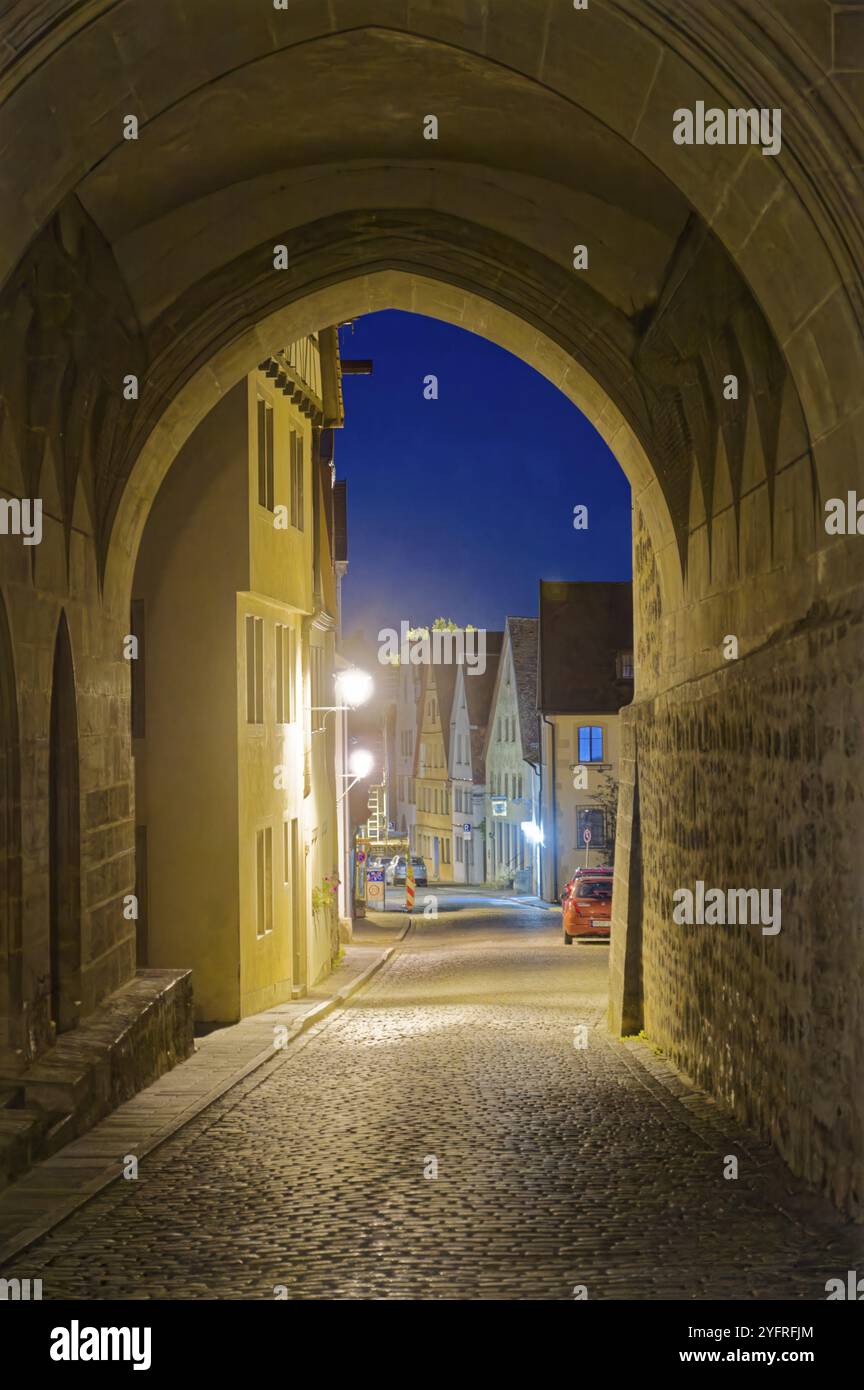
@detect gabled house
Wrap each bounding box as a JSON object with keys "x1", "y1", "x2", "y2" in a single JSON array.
[
  {"x1": 449, "y1": 633, "x2": 503, "y2": 883},
  {"x1": 483, "y1": 618, "x2": 541, "y2": 892},
  {"x1": 537, "y1": 580, "x2": 633, "y2": 900},
  {"x1": 394, "y1": 662, "x2": 421, "y2": 846},
  {"x1": 413, "y1": 663, "x2": 457, "y2": 881}
]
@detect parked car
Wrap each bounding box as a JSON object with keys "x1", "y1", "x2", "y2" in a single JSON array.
[
  {"x1": 392, "y1": 855, "x2": 428, "y2": 887},
  {"x1": 562, "y1": 866, "x2": 613, "y2": 943}
]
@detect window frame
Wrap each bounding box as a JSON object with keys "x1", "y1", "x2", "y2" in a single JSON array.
[
  {"x1": 245, "y1": 614, "x2": 264, "y2": 725},
  {"x1": 256, "y1": 824, "x2": 274, "y2": 937},
  {"x1": 577, "y1": 724, "x2": 604, "y2": 763},
  {"x1": 290, "y1": 428, "x2": 305, "y2": 531},
  {"x1": 576, "y1": 806, "x2": 606, "y2": 848},
  {"x1": 257, "y1": 396, "x2": 275, "y2": 513}
]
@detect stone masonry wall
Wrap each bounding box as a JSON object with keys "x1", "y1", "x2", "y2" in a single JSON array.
[{"x1": 620, "y1": 602, "x2": 864, "y2": 1218}]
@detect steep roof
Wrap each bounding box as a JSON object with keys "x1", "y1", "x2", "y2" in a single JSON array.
[
  {"x1": 508, "y1": 617, "x2": 540, "y2": 764},
  {"x1": 410, "y1": 659, "x2": 457, "y2": 771},
  {"x1": 464, "y1": 631, "x2": 503, "y2": 782},
  {"x1": 538, "y1": 581, "x2": 633, "y2": 713},
  {"x1": 433, "y1": 661, "x2": 458, "y2": 763},
  {"x1": 410, "y1": 665, "x2": 430, "y2": 778}
]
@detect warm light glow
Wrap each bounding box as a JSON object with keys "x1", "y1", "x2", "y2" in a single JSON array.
[
  {"x1": 349, "y1": 749, "x2": 374, "y2": 779},
  {"x1": 521, "y1": 820, "x2": 545, "y2": 846},
  {"x1": 335, "y1": 667, "x2": 373, "y2": 709}
]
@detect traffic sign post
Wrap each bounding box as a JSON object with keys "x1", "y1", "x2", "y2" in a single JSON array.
[
  {"x1": 366, "y1": 867, "x2": 384, "y2": 905},
  {"x1": 583, "y1": 825, "x2": 592, "y2": 867}
]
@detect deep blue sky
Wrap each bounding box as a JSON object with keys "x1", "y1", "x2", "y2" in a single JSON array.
[{"x1": 337, "y1": 310, "x2": 631, "y2": 641}]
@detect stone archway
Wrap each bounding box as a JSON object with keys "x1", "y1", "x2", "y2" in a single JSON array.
[
  {"x1": 0, "y1": 1, "x2": 860, "y2": 1215},
  {"x1": 49, "y1": 611, "x2": 81, "y2": 1036},
  {"x1": 105, "y1": 268, "x2": 683, "y2": 635}
]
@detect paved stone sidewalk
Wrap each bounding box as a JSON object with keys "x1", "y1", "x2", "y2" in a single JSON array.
[
  {"x1": 0, "y1": 907, "x2": 860, "y2": 1299},
  {"x1": 0, "y1": 942, "x2": 393, "y2": 1264}
]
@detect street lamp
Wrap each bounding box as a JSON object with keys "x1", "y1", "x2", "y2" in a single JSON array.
[
  {"x1": 334, "y1": 668, "x2": 373, "y2": 709},
  {"x1": 337, "y1": 748, "x2": 375, "y2": 803},
  {"x1": 521, "y1": 821, "x2": 544, "y2": 896},
  {"x1": 349, "y1": 748, "x2": 374, "y2": 779},
  {"x1": 311, "y1": 667, "x2": 374, "y2": 726},
  {"x1": 521, "y1": 820, "x2": 545, "y2": 846}
]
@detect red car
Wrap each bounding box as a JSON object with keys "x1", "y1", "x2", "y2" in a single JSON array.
[{"x1": 562, "y1": 866, "x2": 614, "y2": 943}]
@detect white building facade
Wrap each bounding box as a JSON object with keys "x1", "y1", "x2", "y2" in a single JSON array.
[
  {"x1": 483, "y1": 619, "x2": 541, "y2": 893},
  {"x1": 449, "y1": 672, "x2": 480, "y2": 883},
  {"x1": 394, "y1": 663, "x2": 420, "y2": 849},
  {"x1": 449, "y1": 635, "x2": 502, "y2": 884}
]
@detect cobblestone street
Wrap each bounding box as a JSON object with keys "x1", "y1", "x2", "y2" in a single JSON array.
[{"x1": 2, "y1": 902, "x2": 860, "y2": 1300}]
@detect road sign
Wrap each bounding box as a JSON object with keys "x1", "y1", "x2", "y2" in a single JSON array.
[
  {"x1": 463, "y1": 822, "x2": 472, "y2": 833},
  {"x1": 356, "y1": 850, "x2": 367, "y2": 864},
  {"x1": 366, "y1": 879, "x2": 384, "y2": 903},
  {"x1": 582, "y1": 828, "x2": 592, "y2": 843},
  {"x1": 367, "y1": 868, "x2": 384, "y2": 881}
]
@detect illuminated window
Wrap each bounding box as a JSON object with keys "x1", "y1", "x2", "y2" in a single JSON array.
[{"x1": 578, "y1": 725, "x2": 604, "y2": 762}]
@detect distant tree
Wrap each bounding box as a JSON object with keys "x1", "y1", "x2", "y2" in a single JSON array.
[
  {"x1": 431, "y1": 617, "x2": 477, "y2": 632},
  {"x1": 406, "y1": 617, "x2": 477, "y2": 641}
]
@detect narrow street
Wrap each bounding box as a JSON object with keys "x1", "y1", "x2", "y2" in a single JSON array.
[{"x1": 2, "y1": 900, "x2": 857, "y2": 1301}]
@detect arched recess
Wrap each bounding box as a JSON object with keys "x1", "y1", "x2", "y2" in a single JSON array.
[
  {"x1": 0, "y1": 590, "x2": 23, "y2": 1063},
  {"x1": 49, "y1": 610, "x2": 82, "y2": 1035}
]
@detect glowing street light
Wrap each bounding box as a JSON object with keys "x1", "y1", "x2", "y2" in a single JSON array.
[
  {"x1": 349, "y1": 748, "x2": 374, "y2": 780},
  {"x1": 334, "y1": 668, "x2": 373, "y2": 709},
  {"x1": 311, "y1": 668, "x2": 374, "y2": 727},
  {"x1": 337, "y1": 747, "x2": 375, "y2": 805},
  {"x1": 521, "y1": 820, "x2": 545, "y2": 847}
]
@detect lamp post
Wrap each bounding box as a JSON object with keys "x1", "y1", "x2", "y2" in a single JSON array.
[
  {"x1": 310, "y1": 666, "x2": 374, "y2": 728},
  {"x1": 337, "y1": 748, "x2": 374, "y2": 804}
]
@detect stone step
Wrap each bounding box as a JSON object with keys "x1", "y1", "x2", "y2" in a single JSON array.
[
  {"x1": 0, "y1": 968, "x2": 192, "y2": 1194},
  {"x1": 0, "y1": 1106, "x2": 61, "y2": 1186},
  {"x1": 42, "y1": 1110, "x2": 77, "y2": 1158},
  {"x1": 17, "y1": 1062, "x2": 96, "y2": 1117}
]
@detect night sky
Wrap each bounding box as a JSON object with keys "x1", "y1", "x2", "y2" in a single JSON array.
[{"x1": 336, "y1": 310, "x2": 632, "y2": 642}]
